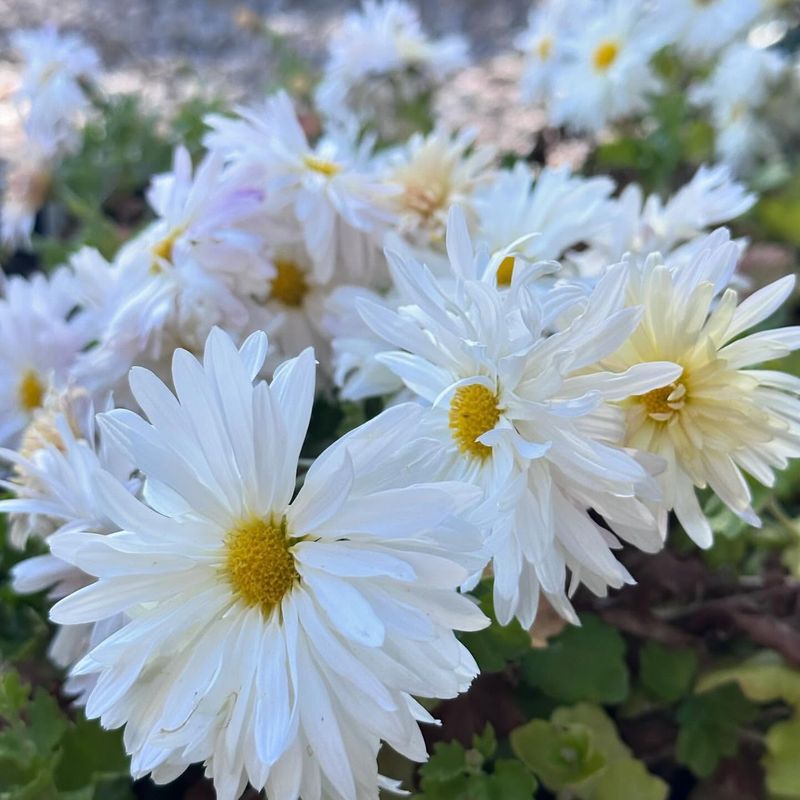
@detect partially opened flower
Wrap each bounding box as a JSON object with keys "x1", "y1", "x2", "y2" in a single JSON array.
[
  {"x1": 603, "y1": 230, "x2": 800, "y2": 546},
  {"x1": 50, "y1": 327, "x2": 486, "y2": 800}
]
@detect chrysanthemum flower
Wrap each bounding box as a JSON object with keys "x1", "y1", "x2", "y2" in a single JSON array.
[
  {"x1": 0, "y1": 269, "x2": 98, "y2": 447},
  {"x1": 0, "y1": 389, "x2": 135, "y2": 703},
  {"x1": 472, "y1": 162, "x2": 615, "y2": 286},
  {"x1": 656, "y1": 0, "x2": 761, "y2": 60},
  {"x1": 11, "y1": 25, "x2": 100, "y2": 150},
  {"x1": 383, "y1": 126, "x2": 495, "y2": 248},
  {"x1": 550, "y1": 0, "x2": 665, "y2": 132},
  {"x1": 315, "y1": 0, "x2": 467, "y2": 133},
  {"x1": 603, "y1": 230, "x2": 800, "y2": 547},
  {"x1": 50, "y1": 327, "x2": 486, "y2": 800},
  {"x1": 355, "y1": 208, "x2": 680, "y2": 626},
  {"x1": 204, "y1": 92, "x2": 398, "y2": 285}
]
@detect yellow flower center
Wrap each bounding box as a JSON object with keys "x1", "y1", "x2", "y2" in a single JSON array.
[
  {"x1": 593, "y1": 40, "x2": 620, "y2": 71},
  {"x1": 537, "y1": 36, "x2": 554, "y2": 61},
  {"x1": 271, "y1": 259, "x2": 309, "y2": 307},
  {"x1": 223, "y1": 515, "x2": 299, "y2": 615},
  {"x1": 303, "y1": 153, "x2": 342, "y2": 177},
  {"x1": 448, "y1": 383, "x2": 501, "y2": 460},
  {"x1": 496, "y1": 256, "x2": 515, "y2": 287},
  {"x1": 637, "y1": 381, "x2": 686, "y2": 422},
  {"x1": 402, "y1": 183, "x2": 448, "y2": 220},
  {"x1": 18, "y1": 369, "x2": 45, "y2": 414},
  {"x1": 150, "y1": 227, "x2": 184, "y2": 274}
]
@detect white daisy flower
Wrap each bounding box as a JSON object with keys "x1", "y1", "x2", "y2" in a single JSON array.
[
  {"x1": 355, "y1": 208, "x2": 680, "y2": 626},
  {"x1": 50, "y1": 327, "x2": 487, "y2": 800},
  {"x1": 315, "y1": 0, "x2": 467, "y2": 131},
  {"x1": 472, "y1": 162, "x2": 615, "y2": 286},
  {"x1": 576, "y1": 164, "x2": 755, "y2": 276},
  {"x1": 136, "y1": 145, "x2": 269, "y2": 296},
  {"x1": 603, "y1": 230, "x2": 800, "y2": 547},
  {"x1": 690, "y1": 43, "x2": 788, "y2": 173},
  {"x1": 550, "y1": 0, "x2": 665, "y2": 132},
  {"x1": 515, "y1": 0, "x2": 580, "y2": 104},
  {"x1": 383, "y1": 126, "x2": 496, "y2": 248},
  {"x1": 0, "y1": 389, "x2": 135, "y2": 703},
  {"x1": 0, "y1": 269, "x2": 97, "y2": 447},
  {"x1": 12, "y1": 25, "x2": 100, "y2": 151},
  {"x1": 251, "y1": 241, "x2": 334, "y2": 372},
  {"x1": 656, "y1": 0, "x2": 761, "y2": 61},
  {"x1": 204, "y1": 92, "x2": 398, "y2": 285}
]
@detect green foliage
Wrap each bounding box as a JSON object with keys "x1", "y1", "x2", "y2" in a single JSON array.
[
  {"x1": 511, "y1": 717, "x2": 606, "y2": 791},
  {"x1": 0, "y1": 669, "x2": 132, "y2": 799},
  {"x1": 639, "y1": 641, "x2": 698, "y2": 704},
  {"x1": 676, "y1": 684, "x2": 758, "y2": 778},
  {"x1": 416, "y1": 726, "x2": 537, "y2": 800},
  {"x1": 763, "y1": 717, "x2": 800, "y2": 799},
  {"x1": 521, "y1": 614, "x2": 629, "y2": 704},
  {"x1": 697, "y1": 651, "x2": 800, "y2": 709}
]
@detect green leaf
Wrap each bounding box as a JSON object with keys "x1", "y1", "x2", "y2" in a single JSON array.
[
  {"x1": 676, "y1": 684, "x2": 757, "y2": 778},
  {"x1": 550, "y1": 704, "x2": 629, "y2": 763},
  {"x1": 485, "y1": 759, "x2": 537, "y2": 800},
  {"x1": 420, "y1": 741, "x2": 468, "y2": 784},
  {"x1": 590, "y1": 759, "x2": 668, "y2": 800},
  {"x1": 471, "y1": 725, "x2": 497, "y2": 762},
  {"x1": 763, "y1": 717, "x2": 800, "y2": 799},
  {"x1": 639, "y1": 641, "x2": 697, "y2": 703},
  {"x1": 696, "y1": 651, "x2": 800, "y2": 709},
  {"x1": 54, "y1": 717, "x2": 130, "y2": 792},
  {"x1": 521, "y1": 614, "x2": 629, "y2": 704},
  {"x1": 510, "y1": 718, "x2": 606, "y2": 790}
]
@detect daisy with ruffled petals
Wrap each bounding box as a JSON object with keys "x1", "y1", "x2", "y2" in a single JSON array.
[
  {"x1": 355, "y1": 208, "x2": 681, "y2": 626},
  {"x1": 50, "y1": 327, "x2": 486, "y2": 800},
  {"x1": 603, "y1": 230, "x2": 800, "y2": 547}
]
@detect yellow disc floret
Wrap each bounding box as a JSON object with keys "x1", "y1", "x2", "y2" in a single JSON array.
[
  {"x1": 303, "y1": 153, "x2": 342, "y2": 177},
  {"x1": 224, "y1": 515, "x2": 299, "y2": 615},
  {"x1": 18, "y1": 369, "x2": 45, "y2": 414},
  {"x1": 537, "y1": 36, "x2": 554, "y2": 62},
  {"x1": 496, "y1": 256, "x2": 515, "y2": 287},
  {"x1": 271, "y1": 259, "x2": 309, "y2": 307},
  {"x1": 448, "y1": 383, "x2": 501, "y2": 460},
  {"x1": 593, "y1": 40, "x2": 620, "y2": 71},
  {"x1": 637, "y1": 381, "x2": 686, "y2": 422}
]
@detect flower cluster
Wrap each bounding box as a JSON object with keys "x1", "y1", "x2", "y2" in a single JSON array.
[
  {"x1": 1, "y1": 4, "x2": 799, "y2": 800},
  {"x1": 515, "y1": 0, "x2": 798, "y2": 172}
]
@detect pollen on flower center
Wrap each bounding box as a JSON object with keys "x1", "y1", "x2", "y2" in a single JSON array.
[
  {"x1": 223, "y1": 515, "x2": 299, "y2": 614},
  {"x1": 402, "y1": 183, "x2": 448, "y2": 220},
  {"x1": 496, "y1": 256, "x2": 515, "y2": 287},
  {"x1": 271, "y1": 259, "x2": 309, "y2": 307},
  {"x1": 303, "y1": 153, "x2": 342, "y2": 177},
  {"x1": 537, "y1": 36, "x2": 554, "y2": 61},
  {"x1": 150, "y1": 227, "x2": 184, "y2": 274},
  {"x1": 637, "y1": 381, "x2": 687, "y2": 422},
  {"x1": 18, "y1": 369, "x2": 45, "y2": 413},
  {"x1": 448, "y1": 383, "x2": 501, "y2": 459},
  {"x1": 593, "y1": 40, "x2": 620, "y2": 71}
]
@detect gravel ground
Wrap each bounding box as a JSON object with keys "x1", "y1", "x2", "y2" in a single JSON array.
[{"x1": 0, "y1": 0, "x2": 555, "y2": 160}]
